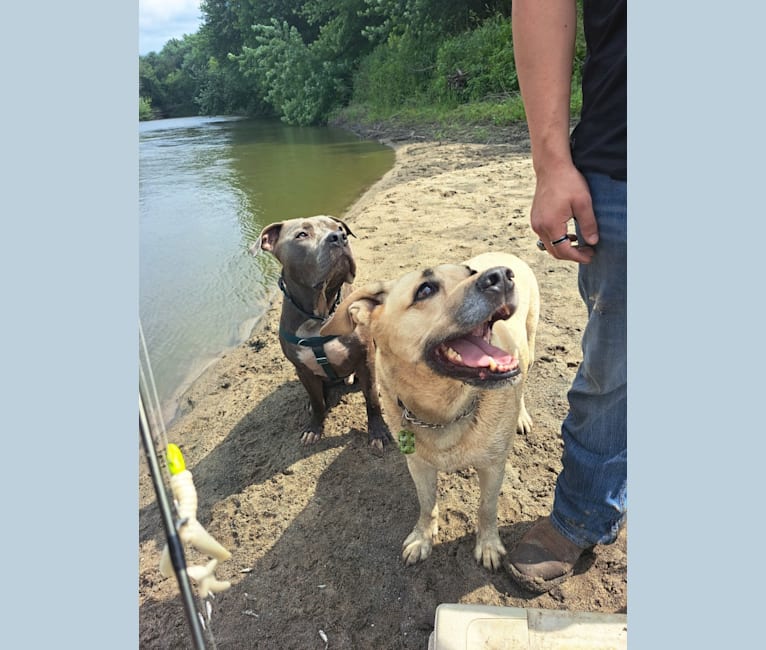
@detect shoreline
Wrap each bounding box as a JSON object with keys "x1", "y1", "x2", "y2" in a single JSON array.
[{"x1": 161, "y1": 305, "x2": 277, "y2": 429}]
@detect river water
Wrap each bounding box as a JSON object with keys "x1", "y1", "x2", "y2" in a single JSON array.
[{"x1": 139, "y1": 116, "x2": 394, "y2": 426}]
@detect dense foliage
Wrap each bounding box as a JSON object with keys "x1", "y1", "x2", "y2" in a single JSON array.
[{"x1": 139, "y1": 0, "x2": 583, "y2": 125}]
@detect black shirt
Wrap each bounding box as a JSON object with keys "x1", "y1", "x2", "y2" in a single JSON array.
[{"x1": 571, "y1": 0, "x2": 627, "y2": 181}]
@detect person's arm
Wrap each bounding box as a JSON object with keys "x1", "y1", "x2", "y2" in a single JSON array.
[{"x1": 512, "y1": 0, "x2": 598, "y2": 263}]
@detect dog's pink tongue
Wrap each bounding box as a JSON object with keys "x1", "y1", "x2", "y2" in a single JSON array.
[{"x1": 449, "y1": 335, "x2": 513, "y2": 367}]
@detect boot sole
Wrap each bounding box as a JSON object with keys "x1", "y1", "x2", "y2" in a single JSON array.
[{"x1": 507, "y1": 562, "x2": 574, "y2": 594}]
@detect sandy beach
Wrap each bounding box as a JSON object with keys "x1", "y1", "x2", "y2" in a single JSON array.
[{"x1": 139, "y1": 131, "x2": 627, "y2": 649}]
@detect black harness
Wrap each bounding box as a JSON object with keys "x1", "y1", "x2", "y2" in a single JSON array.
[{"x1": 278, "y1": 275, "x2": 343, "y2": 381}]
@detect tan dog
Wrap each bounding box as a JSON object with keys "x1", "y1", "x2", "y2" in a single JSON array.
[
  {"x1": 321, "y1": 252, "x2": 539, "y2": 569},
  {"x1": 256, "y1": 215, "x2": 391, "y2": 448}
]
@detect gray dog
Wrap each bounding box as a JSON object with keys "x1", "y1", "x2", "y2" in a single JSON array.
[{"x1": 254, "y1": 215, "x2": 391, "y2": 448}]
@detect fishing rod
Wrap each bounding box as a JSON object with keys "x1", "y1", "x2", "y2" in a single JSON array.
[
  {"x1": 139, "y1": 387, "x2": 207, "y2": 650},
  {"x1": 139, "y1": 320, "x2": 210, "y2": 650}
]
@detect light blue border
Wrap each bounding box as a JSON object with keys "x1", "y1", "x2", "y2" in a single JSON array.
[
  {"x1": 5, "y1": 1, "x2": 762, "y2": 646},
  {"x1": 629, "y1": 3, "x2": 764, "y2": 647},
  {"x1": 1, "y1": 4, "x2": 137, "y2": 647}
]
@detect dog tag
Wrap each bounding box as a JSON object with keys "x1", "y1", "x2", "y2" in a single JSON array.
[{"x1": 398, "y1": 429, "x2": 416, "y2": 454}]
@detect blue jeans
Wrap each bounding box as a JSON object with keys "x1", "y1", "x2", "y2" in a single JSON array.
[{"x1": 550, "y1": 172, "x2": 627, "y2": 548}]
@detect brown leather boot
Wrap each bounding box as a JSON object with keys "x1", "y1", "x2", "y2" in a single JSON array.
[{"x1": 507, "y1": 516, "x2": 592, "y2": 593}]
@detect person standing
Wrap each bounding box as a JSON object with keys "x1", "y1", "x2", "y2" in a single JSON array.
[{"x1": 507, "y1": 0, "x2": 626, "y2": 593}]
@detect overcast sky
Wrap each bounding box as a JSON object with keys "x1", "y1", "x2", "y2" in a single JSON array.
[{"x1": 139, "y1": 0, "x2": 203, "y2": 55}]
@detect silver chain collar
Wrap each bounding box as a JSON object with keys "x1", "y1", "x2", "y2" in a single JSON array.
[{"x1": 398, "y1": 397, "x2": 477, "y2": 430}]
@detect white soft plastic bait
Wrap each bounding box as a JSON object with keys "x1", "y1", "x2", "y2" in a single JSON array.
[{"x1": 158, "y1": 444, "x2": 232, "y2": 597}]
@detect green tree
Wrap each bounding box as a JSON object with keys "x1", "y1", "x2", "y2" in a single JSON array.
[
  {"x1": 139, "y1": 96, "x2": 153, "y2": 121},
  {"x1": 139, "y1": 35, "x2": 208, "y2": 118},
  {"x1": 139, "y1": 56, "x2": 167, "y2": 114},
  {"x1": 433, "y1": 15, "x2": 518, "y2": 104},
  {"x1": 139, "y1": 0, "x2": 582, "y2": 125},
  {"x1": 351, "y1": 28, "x2": 440, "y2": 109},
  {"x1": 234, "y1": 19, "x2": 342, "y2": 125}
]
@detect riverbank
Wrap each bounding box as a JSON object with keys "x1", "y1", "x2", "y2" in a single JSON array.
[
  {"x1": 139, "y1": 129, "x2": 627, "y2": 649},
  {"x1": 330, "y1": 110, "x2": 535, "y2": 147}
]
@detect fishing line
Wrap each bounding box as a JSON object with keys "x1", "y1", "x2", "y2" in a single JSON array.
[{"x1": 139, "y1": 323, "x2": 169, "y2": 460}]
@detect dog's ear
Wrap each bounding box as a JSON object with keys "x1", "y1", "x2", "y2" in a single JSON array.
[
  {"x1": 331, "y1": 216, "x2": 356, "y2": 239},
  {"x1": 258, "y1": 222, "x2": 283, "y2": 253},
  {"x1": 320, "y1": 281, "x2": 392, "y2": 336}
]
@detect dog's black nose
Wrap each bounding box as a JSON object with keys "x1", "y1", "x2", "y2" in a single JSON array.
[
  {"x1": 477, "y1": 266, "x2": 514, "y2": 292},
  {"x1": 326, "y1": 229, "x2": 348, "y2": 246}
]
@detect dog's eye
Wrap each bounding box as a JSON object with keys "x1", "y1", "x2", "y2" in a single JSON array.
[
  {"x1": 295, "y1": 231, "x2": 308, "y2": 239},
  {"x1": 414, "y1": 282, "x2": 438, "y2": 302}
]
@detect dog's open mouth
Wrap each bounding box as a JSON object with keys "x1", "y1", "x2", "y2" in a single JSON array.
[{"x1": 428, "y1": 305, "x2": 520, "y2": 384}]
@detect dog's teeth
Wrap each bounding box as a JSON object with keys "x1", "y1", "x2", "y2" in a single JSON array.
[
  {"x1": 488, "y1": 358, "x2": 497, "y2": 371},
  {"x1": 445, "y1": 347, "x2": 463, "y2": 363}
]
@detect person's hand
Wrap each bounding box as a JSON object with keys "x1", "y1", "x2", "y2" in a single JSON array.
[{"x1": 531, "y1": 162, "x2": 598, "y2": 264}]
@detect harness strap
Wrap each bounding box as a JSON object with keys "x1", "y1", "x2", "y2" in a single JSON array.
[{"x1": 279, "y1": 326, "x2": 340, "y2": 381}]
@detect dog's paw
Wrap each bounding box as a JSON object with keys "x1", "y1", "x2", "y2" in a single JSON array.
[
  {"x1": 402, "y1": 528, "x2": 435, "y2": 565},
  {"x1": 368, "y1": 419, "x2": 394, "y2": 450},
  {"x1": 473, "y1": 534, "x2": 507, "y2": 571},
  {"x1": 300, "y1": 427, "x2": 324, "y2": 445},
  {"x1": 516, "y1": 405, "x2": 533, "y2": 435}
]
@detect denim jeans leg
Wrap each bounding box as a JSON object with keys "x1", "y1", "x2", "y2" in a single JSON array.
[{"x1": 550, "y1": 172, "x2": 627, "y2": 548}]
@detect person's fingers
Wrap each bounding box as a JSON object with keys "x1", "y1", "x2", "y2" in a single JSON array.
[
  {"x1": 536, "y1": 233, "x2": 595, "y2": 263},
  {"x1": 572, "y1": 194, "x2": 599, "y2": 246},
  {"x1": 550, "y1": 233, "x2": 576, "y2": 247},
  {"x1": 557, "y1": 241, "x2": 595, "y2": 264},
  {"x1": 529, "y1": 166, "x2": 598, "y2": 263}
]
